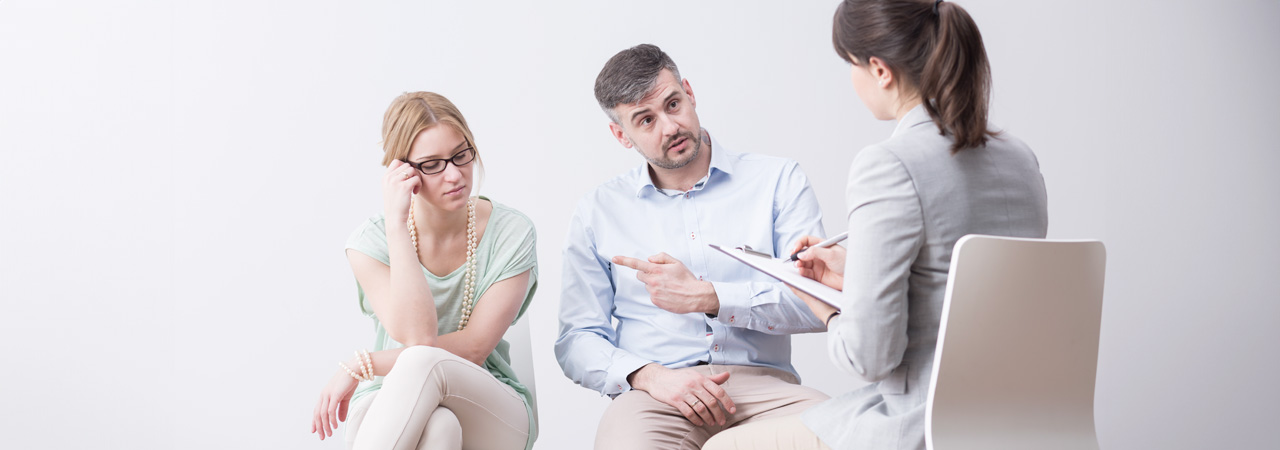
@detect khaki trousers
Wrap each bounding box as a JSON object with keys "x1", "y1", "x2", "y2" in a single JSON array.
[
  {"x1": 701, "y1": 414, "x2": 831, "y2": 450},
  {"x1": 343, "y1": 346, "x2": 529, "y2": 450},
  {"x1": 594, "y1": 365, "x2": 829, "y2": 450}
]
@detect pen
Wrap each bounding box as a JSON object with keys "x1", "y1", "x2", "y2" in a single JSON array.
[{"x1": 787, "y1": 231, "x2": 850, "y2": 262}]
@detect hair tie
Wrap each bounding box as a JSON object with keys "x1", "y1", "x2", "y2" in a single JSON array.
[{"x1": 933, "y1": 0, "x2": 943, "y2": 15}]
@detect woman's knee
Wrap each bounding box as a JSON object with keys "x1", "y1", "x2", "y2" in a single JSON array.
[
  {"x1": 422, "y1": 407, "x2": 463, "y2": 449},
  {"x1": 396, "y1": 345, "x2": 454, "y2": 370}
]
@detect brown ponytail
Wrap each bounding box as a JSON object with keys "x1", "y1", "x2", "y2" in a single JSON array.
[{"x1": 833, "y1": 0, "x2": 994, "y2": 153}]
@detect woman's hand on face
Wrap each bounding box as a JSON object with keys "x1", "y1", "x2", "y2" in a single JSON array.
[
  {"x1": 790, "y1": 235, "x2": 847, "y2": 291},
  {"x1": 383, "y1": 160, "x2": 422, "y2": 224},
  {"x1": 311, "y1": 367, "x2": 360, "y2": 441}
]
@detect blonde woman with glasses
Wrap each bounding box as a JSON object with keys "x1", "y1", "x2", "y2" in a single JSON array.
[{"x1": 310, "y1": 92, "x2": 539, "y2": 450}]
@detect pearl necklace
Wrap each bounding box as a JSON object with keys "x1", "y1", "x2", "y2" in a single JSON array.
[{"x1": 407, "y1": 196, "x2": 479, "y2": 330}]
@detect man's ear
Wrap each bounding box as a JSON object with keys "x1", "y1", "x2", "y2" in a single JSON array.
[
  {"x1": 608, "y1": 121, "x2": 633, "y2": 148},
  {"x1": 682, "y1": 78, "x2": 696, "y2": 109}
]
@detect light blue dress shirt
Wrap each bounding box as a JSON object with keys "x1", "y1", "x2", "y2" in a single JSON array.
[{"x1": 555, "y1": 134, "x2": 827, "y2": 396}]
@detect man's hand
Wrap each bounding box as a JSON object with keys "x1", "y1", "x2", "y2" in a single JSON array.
[
  {"x1": 628, "y1": 363, "x2": 737, "y2": 426},
  {"x1": 612, "y1": 252, "x2": 718, "y2": 315}
]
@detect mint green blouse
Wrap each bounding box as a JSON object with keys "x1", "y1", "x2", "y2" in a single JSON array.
[{"x1": 344, "y1": 197, "x2": 538, "y2": 449}]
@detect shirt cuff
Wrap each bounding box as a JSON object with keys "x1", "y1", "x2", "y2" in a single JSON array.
[
  {"x1": 603, "y1": 354, "x2": 655, "y2": 396},
  {"x1": 711, "y1": 281, "x2": 753, "y2": 327}
]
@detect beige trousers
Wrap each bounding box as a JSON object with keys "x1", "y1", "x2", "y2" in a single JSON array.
[
  {"x1": 343, "y1": 346, "x2": 529, "y2": 450},
  {"x1": 594, "y1": 365, "x2": 829, "y2": 450},
  {"x1": 701, "y1": 414, "x2": 831, "y2": 450}
]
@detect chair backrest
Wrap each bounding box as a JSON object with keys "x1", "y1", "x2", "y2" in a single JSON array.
[
  {"x1": 503, "y1": 316, "x2": 538, "y2": 425},
  {"x1": 926, "y1": 235, "x2": 1106, "y2": 450}
]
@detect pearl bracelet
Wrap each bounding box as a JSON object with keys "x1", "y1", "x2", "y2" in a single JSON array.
[
  {"x1": 338, "y1": 361, "x2": 364, "y2": 382},
  {"x1": 357, "y1": 349, "x2": 375, "y2": 381},
  {"x1": 338, "y1": 349, "x2": 376, "y2": 383}
]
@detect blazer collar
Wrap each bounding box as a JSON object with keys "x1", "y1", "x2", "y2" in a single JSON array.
[{"x1": 892, "y1": 104, "x2": 933, "y2": 138}]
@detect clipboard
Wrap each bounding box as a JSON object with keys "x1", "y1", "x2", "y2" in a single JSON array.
[{"x1": 708, "y1": 244, "x2": 843, "y2": 311}]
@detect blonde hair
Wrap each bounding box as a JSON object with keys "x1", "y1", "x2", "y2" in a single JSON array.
[{"x1": 380, "y1": 92, "x2": 485, "y2": 179}]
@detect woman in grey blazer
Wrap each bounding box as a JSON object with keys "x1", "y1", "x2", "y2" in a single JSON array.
[{"x1": 703, "y1": 1, "x2": 1048, "y2": 449}]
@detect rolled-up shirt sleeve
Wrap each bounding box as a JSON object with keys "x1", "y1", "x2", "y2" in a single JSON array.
[
  {"x1": 554, "y1": 205, "x2": 653, "y2": 396},
  {"x1": 713, "y1": 160, "x2": 827, "y2": 334}
]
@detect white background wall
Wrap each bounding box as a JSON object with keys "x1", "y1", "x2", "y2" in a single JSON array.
[{"x1": 2, "y1": 1, "x2": 1277, "y2": 449}]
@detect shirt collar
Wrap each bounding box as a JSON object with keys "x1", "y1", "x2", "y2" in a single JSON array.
[{"x1": 634, "y1": 129, "x2": 735, "y2": 197}]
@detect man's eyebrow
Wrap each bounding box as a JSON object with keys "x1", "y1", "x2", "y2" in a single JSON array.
[
  {"x1": 413, "y1": 140, "x2": 469, "y2": 162},
  {"x1": 628, "y1": 106, "x2": 652, "y2": 123},
  {"x1": 628, "y1": 87, "x2": 680, "y2": 123},
  {"x1": 661, "y1": 90, "x2": 680, "y2": 106}
]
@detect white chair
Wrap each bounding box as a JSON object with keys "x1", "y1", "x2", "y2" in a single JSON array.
[
  {"x1": 503, "y1": 316, "x2": 538, "y2": 426},
  {"x1": 926, "y1": 235, "x2": 1106, "y2": 450}
]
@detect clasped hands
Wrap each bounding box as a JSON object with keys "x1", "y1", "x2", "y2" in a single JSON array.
[{"x1": 629, "y1": 363, "x2": 737, "y2": 427}]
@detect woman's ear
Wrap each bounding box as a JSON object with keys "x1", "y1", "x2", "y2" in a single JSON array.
[{"x1": 868, "y1": 56, "x2": 894, "y2": 90}]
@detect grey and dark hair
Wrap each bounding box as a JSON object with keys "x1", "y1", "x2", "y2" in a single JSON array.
[{"x1": 593, "y1": 44, "x2": 682, "y2": 123}]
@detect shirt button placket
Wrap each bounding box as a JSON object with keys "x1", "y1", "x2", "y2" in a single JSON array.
[{"x1": 683, "y1": 191, "x2": 707, "y2": 284}]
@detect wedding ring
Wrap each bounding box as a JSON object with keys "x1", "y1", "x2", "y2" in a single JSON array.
[
  {"x1": 401, "y1": 171, "x2": 412, "y2": 179},
  {"x1": 689, "y1": 399, "x2": 702, "y2": 407}
]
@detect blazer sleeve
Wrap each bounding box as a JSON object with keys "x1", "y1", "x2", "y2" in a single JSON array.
[{"x1": 827, "y1": 145, "x2": 925, "y2": 383}]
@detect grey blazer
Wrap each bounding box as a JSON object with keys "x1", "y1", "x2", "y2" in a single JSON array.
[{"x1": 802, "y1": 105, "x2": 1049, "y2": 450}]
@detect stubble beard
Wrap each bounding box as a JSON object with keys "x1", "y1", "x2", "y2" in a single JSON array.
[{"x1": 640, "y1": 131, "x2": 701, "y2": 170}]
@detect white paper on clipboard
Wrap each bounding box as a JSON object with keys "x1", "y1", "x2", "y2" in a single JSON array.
[{"x1": 708, "y1": 244, "x2": 843, "y2": 311}]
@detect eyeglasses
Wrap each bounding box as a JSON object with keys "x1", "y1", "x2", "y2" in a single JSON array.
[{"x1": 405, "y1": 147, "x2": 476, "y2": 175}]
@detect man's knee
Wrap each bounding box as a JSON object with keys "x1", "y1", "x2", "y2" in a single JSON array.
[
  {"x1": 595, "y1": 390, "x2": 710, "y2": 450},
  {"x1": 595, "y1": 391, "x2": 653, "y2": 441}
]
